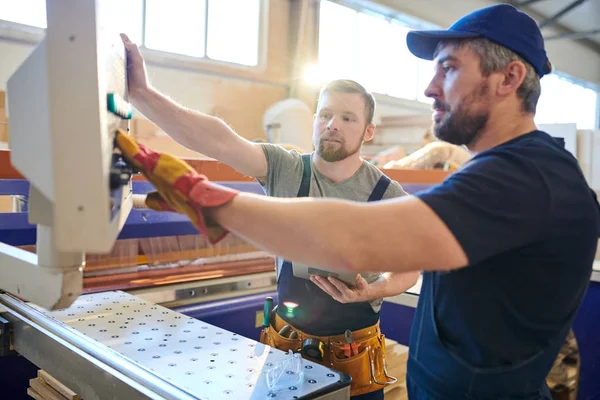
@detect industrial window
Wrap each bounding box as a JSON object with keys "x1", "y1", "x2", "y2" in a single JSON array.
[
  {"x1": 316, "y1": 0, "x2": 435, "y2": 104},
  {"x1": 536, "y1": 74, "x2": 599, "y2": 130},
  {"x1": 0, "y1": 0, "x2": 262, "y2": 67},
  {"x1": 0, "y1": 0, "x2": 46, "y2": 28},
  {"x1": 316, "y1": 0, "x2": 600, "y2": 129}
]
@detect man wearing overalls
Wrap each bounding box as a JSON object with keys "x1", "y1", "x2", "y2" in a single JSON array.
[
  {"x1": 118, "y1": 38, "x2": 418, "y2": 398},
  {"x1": 256, "y1": 81, "x2": 417, "y2": 399},
  {"x1": 116, "y1": 4, "x2": 600, "y2": 399}
]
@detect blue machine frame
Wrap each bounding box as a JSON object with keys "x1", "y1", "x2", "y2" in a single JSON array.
[
  {"x1": 0, "y1": 179, "x2": 438, "y2": 246},
  {"x1": 1, "y1": 177, "x2": 598, "y2": 399},
  {"x1": 0, "y1": 180, "x2": 268, "y2": 245}
]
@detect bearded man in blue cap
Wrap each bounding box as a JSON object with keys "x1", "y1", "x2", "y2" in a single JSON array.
[
  {"x1": 115, "y1": 4, "x2": 600, "y2": 399},
  {"x1": 394, "y1": 6, "x2": 598, "y2": 399}
]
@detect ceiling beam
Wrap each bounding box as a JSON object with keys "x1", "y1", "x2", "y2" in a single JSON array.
[
  {"x1": 545, "y1": 28, "x2": 600, "y2": 41},
  {"x1": 538, "y1": 0, "x2": 588, "y2": 29},
  {"x1": 514, "y1": 0, "x2": 551, "y2": 7},
  {"x1": 505, "y1": 0, "x2": 600, "y2": 56}
]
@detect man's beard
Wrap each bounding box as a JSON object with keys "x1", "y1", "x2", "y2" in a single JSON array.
[
  {"x1": 434, "y1": 83, "x2": 490, "y2": 147},
  {"x1": 316, "y1": 133, "x2": 364, "y2": 162}
]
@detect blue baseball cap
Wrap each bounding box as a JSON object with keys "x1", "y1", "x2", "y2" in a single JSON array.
[{"x1": 406, "y1": 4, "x2": 552, "y2": 77}]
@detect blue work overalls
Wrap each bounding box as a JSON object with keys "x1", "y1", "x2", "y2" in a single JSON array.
[
  {"x1": 407, "y1": 271, "x2": 568, "y2": 399},
  {"x1": 277, "y1": 154, "x2": 392, "y2": 336}
]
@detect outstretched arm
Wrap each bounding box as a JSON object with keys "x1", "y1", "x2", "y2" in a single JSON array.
[
  {"x1": 115, "y1": 131, "x2": 468, "y2": 276},
  {"x1": 208, "y1": 193, "x2": 468, "y2": 274},
  {"x1": 117, "y1": 131, "x2": 551, "y2": 279}
]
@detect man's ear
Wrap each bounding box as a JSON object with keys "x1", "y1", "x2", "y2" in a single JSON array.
[
  {"x1": 497, "y1": 60, "x2": 528, "y2": 97},
  {"x1": 364, "y1": 123, "x2": 376, "y2": 142}
]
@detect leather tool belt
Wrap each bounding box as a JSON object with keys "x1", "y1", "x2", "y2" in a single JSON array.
[
  {"x1": 260, "y1": 313, "x2": 397, "y2": 396},
  {"x1": 546, "y1": 329, "x2": 580, "y2": 400}
]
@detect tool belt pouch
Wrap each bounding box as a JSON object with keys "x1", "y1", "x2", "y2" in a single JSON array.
[
  {"x1": 260, "y1": 324, "x2": 302, "y2": 354},
  {"x1": 331, "y1": 333, "x2": 396, "y2": 397}
]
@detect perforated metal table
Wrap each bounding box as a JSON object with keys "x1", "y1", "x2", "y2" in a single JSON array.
[{"x1": 0, "y1": 291, "x2": 351, "y2": 400}]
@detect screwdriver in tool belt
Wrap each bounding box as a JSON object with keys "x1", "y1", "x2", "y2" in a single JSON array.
[{"x1": 263, "y1": 297, "x2": 273, "y2": 328}]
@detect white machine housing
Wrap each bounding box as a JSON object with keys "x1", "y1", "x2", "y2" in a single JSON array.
[
  {"x1": 262, "y1": 98, "x2": 313, "y2": 152},
  {"x1": 0, "y1": 0, "x2": 133, "y2": 310}
]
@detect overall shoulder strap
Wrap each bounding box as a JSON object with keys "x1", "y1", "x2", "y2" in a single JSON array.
[
  {"x1": 368, "y1": 175, "x2": 391, "y2": 202},
  {"x1": 278, "y1": 154, "x2": 312, "y2": 280},
  {"x1": 297, "y1": 153, "x2": 312, "y2": 198}
]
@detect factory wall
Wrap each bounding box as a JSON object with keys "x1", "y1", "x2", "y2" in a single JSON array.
[{"x1": 0, "y1": 0, "x2": 598, "y2": 157}]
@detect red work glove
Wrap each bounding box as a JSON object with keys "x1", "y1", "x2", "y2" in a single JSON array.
[{"x1": 114, "y1": 129, "x2": 239, "y2": 244}]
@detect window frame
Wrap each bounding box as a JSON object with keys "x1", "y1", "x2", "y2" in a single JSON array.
[{"x1": 0, "y1": 0, "x2": 269, "y2": 73}]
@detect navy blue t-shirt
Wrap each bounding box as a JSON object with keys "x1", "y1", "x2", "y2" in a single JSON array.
[{"x1": 415, "y1": 130, "x2": 600, "y2": 368}]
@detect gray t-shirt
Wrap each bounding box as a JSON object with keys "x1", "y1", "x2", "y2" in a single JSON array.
[{"x1": 257, "y1": 143, "x2": 408, "y2": 312}]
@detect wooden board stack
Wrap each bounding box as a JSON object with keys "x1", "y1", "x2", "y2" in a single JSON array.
[
  {"x1": 383, "y1": 338, "x2": 409, "y2": 400},
  {"x1": 27, "y1": 370, "x2": 79, "y2": 400}
]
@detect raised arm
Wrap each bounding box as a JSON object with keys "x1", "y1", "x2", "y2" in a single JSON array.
[{"x1": 121, "y1": 34, "x2": 267, "y2": 178}]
